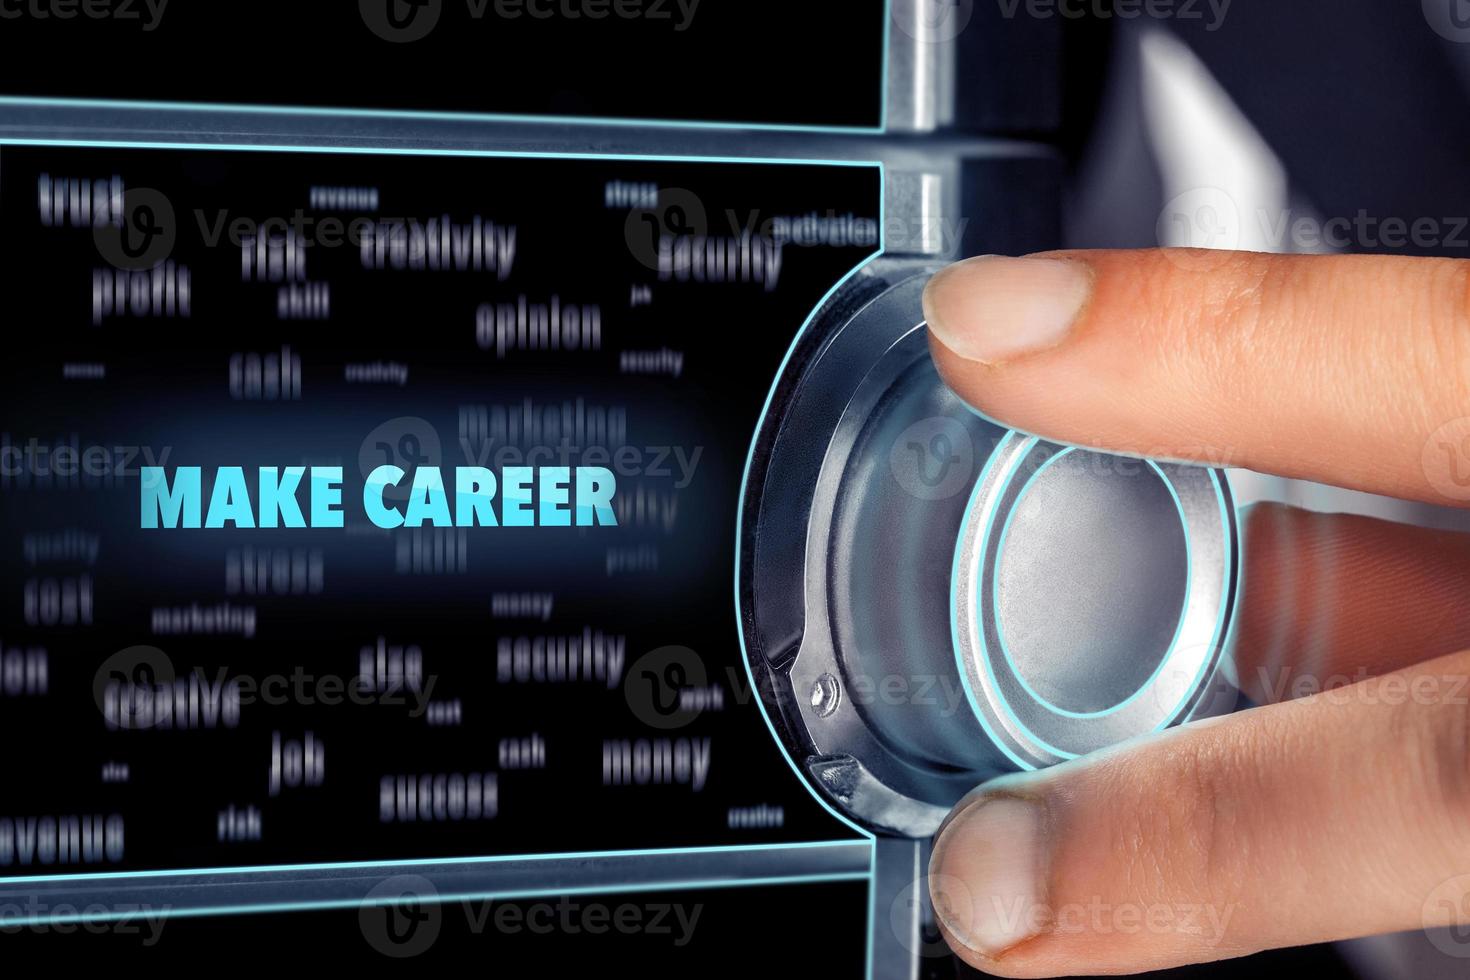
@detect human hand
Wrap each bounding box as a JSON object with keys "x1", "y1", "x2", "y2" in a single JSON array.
[{"x1": 923, "y1": 249, "x2": 1470, "y2": 976}]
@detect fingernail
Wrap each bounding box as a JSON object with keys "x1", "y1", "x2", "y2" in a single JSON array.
[
  {"x1": 929, "y1": 796, "x2": 1049, "y2": 957},
  {"x1": 923, "y1": 255, "x2": 1092, "y2": 364}
]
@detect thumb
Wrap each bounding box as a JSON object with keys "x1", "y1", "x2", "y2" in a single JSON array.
[{"x1": 929, "y1": 648, "x2": 1470, "y2": 976}]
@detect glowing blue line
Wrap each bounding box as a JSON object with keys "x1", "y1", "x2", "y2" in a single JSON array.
[
  {"x1": 1142, "y1": 461, "x2": 1197, "y2": 726},
  {"x1": 864, "y1": 841, "x2": 878, "y2": 980},
  {"x1": 0, "y1": 840, "x2": 868, "y2": 885},
  {"x1": 878, "y1": 0, "x2": 893, "y2": 132},
  {"x1": 967, "y1": 437, "x2": 1077, "y2": 760},
  {"x1": 0, "y1": 95, "x2": 885, "y2": 135},
  {"x1": 727, "y1": 164, "x2": 889, "y2": 977},
  {"x1": 1158, "y1": 468, "x2": 1237, "y2": 728},
  {"x1": 730, "y1": 200, "x2": 885, "y2": 842},
  {"x1": 950, "y1": 431, "x2": 1042, "y2": 772},
  {"x1": 0, "y1": 138, "x2": 882, "y2": 168},
  {"x1": 987, "y1": 453, "x2": 1194, "y2": 721},
  {"x1": 989, "y1": 447, "x2": 1084, "y2": 717},
  {"x1": 3, "y1": 119, "x2": 894, "y2": 969},
  {"x1": 0, "y1": 871, "x2": 874, "y2": 928}
]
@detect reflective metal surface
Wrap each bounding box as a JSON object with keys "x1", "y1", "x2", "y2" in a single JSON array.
[{"x1": 742, "y1": 268, "x2": 1239, "y2": 837}]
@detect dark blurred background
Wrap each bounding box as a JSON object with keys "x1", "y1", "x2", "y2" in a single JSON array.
[{"x1": 4, "y1": 1, "x2": 1470, "y2": 975}]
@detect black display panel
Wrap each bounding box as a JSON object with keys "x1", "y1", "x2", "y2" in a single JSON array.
[
  {"x1": 0, "y1": 1, "x2": 888, "y2": 129},
  {"x1": 0, "y1": 143, "x2": 883, "y2": 874}
]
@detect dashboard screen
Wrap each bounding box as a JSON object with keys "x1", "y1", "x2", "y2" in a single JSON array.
[{"x1": 0, "y1": 143, "x2": 882, "y2": 874}]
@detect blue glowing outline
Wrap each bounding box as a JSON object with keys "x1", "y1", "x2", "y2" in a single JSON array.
[
  {"x1": 728, "y1": 168, "x2": 889, "y2": 979},
  {"x1": 0, "y1": 0, "x2": 892, "y2": 134},
  {"x1": 0, "y1": 138, "x2": 880, "y2": 167},
  {"x1": 988, "y1": 452, "x2": 1193, "y2": 721},
  {"x1": 0, "y1": 135, "x2": 885, "y2": 938},
  {"x1": 729, "y1": 244, "x2": 887, "y2": 844},
  {"x1": 723, "y1": 189, "x2": 882, "y2": 980},
  {"x1": 949, "y1": 431, "x2": 1040, "y2": 771},
  {"x1": 964, "y1": 436, "x2": 1076, "y2": 760},
  {"x1": 950, "y1": 430, "x2": 1237, "y2": 770},
  {"x1": 0, "y1": 839, "x2": 868, "y2": 885},
  {"x1": 0, "y1": 870, "x2": 874, "y2": 929},
  {"x1": 1158, "y1": 468, "x2": 1237, "y2": 730}
]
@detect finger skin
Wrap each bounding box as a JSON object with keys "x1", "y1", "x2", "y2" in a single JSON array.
[
  {"x1": 1236, "y1": 504, "x2": 1470, "y2": 704},
  {"x1": 928, "y1": 649, "x2": 1470, "y2": 977},
  {"x1": 925, "y1": 249, "x2": 1470, "y2": 504}
]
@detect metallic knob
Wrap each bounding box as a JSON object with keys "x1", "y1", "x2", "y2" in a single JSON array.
[{"x1": 739, "y1": 266, "x2": 1238, "y2": 837}]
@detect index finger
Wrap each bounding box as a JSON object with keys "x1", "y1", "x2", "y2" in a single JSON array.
[{"x1": 922, "y1": 249, "x2": 1470, "y2": 505}]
